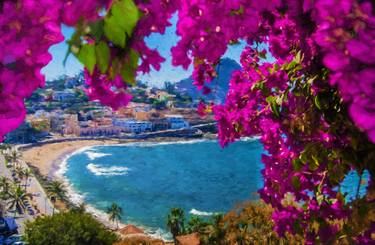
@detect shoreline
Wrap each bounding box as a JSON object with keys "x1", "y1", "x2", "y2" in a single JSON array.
[{"x1": 20, "y1": 136, "x2": 212, "y2": 241}]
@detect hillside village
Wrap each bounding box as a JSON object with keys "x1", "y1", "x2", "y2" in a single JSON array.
[{"x1": 5, "y1": 58, "x2": 239, "y2": 143}]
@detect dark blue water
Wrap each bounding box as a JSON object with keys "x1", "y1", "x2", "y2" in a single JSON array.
[{"x1": 64, "y1": 139, "x2": 264, "y2": 238}]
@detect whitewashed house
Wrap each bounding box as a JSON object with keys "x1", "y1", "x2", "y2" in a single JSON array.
[
  {"x1": 165, "y1": 115, "x2": 190, "y2": 129},
  {"x1": 113, "y1": 119, "x2": 152, "y2": 133}
]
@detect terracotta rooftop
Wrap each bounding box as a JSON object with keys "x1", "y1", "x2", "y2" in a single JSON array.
[
  {"x1": 119, "y1": 224, "x2": 145, "y2": 235},
  {"x1": 176, "y1": 233, "x2": 200, "y2": 245}
]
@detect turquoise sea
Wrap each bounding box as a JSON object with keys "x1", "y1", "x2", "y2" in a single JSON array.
[
  {"x1": 61, "y1": 139, "x2": 264, "y2": 238},
  {"x1": 60, "y1": 138, "x2": 368, "y2": 239}
]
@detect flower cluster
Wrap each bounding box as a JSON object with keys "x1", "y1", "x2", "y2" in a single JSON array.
[
  {"x1": 0, "y1": 0, "x2": 64, "y2": 141},
  {"x1": 76, "y1": 0, "x2": 179, "y2": 111},
  {"x1": 311, "y1": 0, "x2": 375, "y2": 143},
  {"x1": 84, "y1": 69, "x2": 132, "y2": 110},
  {"x1": 133, "y1": 0, "x2": 180, "y2": 73},
  {"x1": 62, "y1": 0, "x2": 111, "y2": 26}
]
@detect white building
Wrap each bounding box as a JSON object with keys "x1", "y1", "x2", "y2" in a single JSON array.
[
  {"x1": 165, "y1": 115, "x2": 189, "y2": 129},
  {"x1": 52, "y1": 90, "x2": 75, "y2": 101},
  {"x1": 113, "y1": 119, "x2": 152, "y2": 133},
  {"x1": 79, "y1": 126, "x2": 121, "y2": 137}
]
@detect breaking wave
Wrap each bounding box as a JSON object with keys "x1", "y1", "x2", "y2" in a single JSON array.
[
  {"x1": 189, "y1": 208, "x2": 215, "y2": 216},
  {"x1": 85, "y1": 151, "x2": 111, "y2": 160},
  {"x1": 87, "y1": 163, "x2": 130, "y2": 176}
]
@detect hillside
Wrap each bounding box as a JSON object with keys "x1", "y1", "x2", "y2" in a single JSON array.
[{"x1": 175, "y1": 58, "x2": 241, "y2": 103}]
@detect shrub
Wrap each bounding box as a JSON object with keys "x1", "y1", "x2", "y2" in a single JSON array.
[{"x1": 23, "y1": 210, "x2": 118, "y2": 245}]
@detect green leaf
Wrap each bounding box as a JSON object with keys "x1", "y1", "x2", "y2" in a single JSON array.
[
  {"x1": 120, "y1": 50, "x2": 139, "y2": 85},
  {"x1": 294, "y1": 51, "x2": 302, "y2": 64},
  {"x1": 104, "y1": 17, "x2": 126, "y2": 48},
  {"x1": 64, "y1": 30, "x2": 83, "y2": 66},
  {"x1": 128, "y1": 49, "x2": 139, "y2": 69},
  {"x1": 266, "y1": 96, "x2": 280, "y2": 117},
  {"x1": 77, "y1": 44, "x2": 96, "y2": 75},
  {"x1": 284, "y1": 60, "x2": 297, "y2": 71},
  {"x1": 273, "y1": 63, "x2": 280, "y2": 71},
  {"x1": 230, "y1": 5, "x2": 244, "y2": 15},
  {"x1": 314, "y1": 95, "x2": 322, "y2": 110},
  {"x1": 113, "y1": 0, "x2": 140, "y2": 36},
  {"x1": 306, "y1": 76, "x2": 316, "y2": 85},
  {"x1": 272, "y1": 103, "x2": 280, "y2": 117},
  {"x1": 95, "y1": 41, "x2": 110, "y2": 74},
  {"x1": 104, "y1": 0, "x2": 140, "y2": 47},
  {"x1": 120, "y1": 65, "x2": 135, "y2": 85},
  {"x1": 309, "y1": 155, "x2": 320, "y2": 171},
  {"x1": 88, "y1": 20, "x2": 104, "y2": 41},
  {"x1": 291, "y1": 176, "x2": 300, "y2": 190},
  {"x1": 292, "y1": 158, "x2": 302, "y2": 171},
  {"x1": 251, "y1": 81, "x2": 265, "y2": 91},
  {"x1": 316, "y1": 194, "x2": 324, "y2": 205},
  {"x1": 110, "y1": 57, "x2": 121, "y2": 80},
  {"x1": 266, "y1": 96, "x2": 274, "y2": 104}
]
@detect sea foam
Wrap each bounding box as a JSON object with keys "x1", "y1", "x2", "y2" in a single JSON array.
[
  {"x1": 87, "y1": 163, "x2": 130, "y2": 176},
  {"x1": 85, "y1": 151, "x2": 111, "y2": 160},
  {"x1": 189, "y1": 208, "x2": 215, "y2": 216}
]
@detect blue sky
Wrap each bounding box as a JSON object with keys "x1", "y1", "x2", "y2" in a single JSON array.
[{"x1": 42, "y1": 15, "x2": 246, "y2": 87}]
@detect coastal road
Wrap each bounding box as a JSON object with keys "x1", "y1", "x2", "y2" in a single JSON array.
[
  {"x1": 0, "y1": 154, "x2": 33, "y2": 232},
  {"x1": 0, "y1": 153, "x2": 55, "y2": 233},
  {"x1": 16, "y1": 155, "x2": 55, "y2": 217}
]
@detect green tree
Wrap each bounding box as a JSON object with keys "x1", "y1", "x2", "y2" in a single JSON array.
[
  {"x1": 71, "y1": 203, "x2": 86, "y2": 214},
  {"x1": 46, "y1": 180, "x2": 67, "y2": 214},
  {"x1": 9, "y1": 149, "x2": 21, "y2": 167},
  {"x1": 0, "y1": 201, "x2": 5, "y2": 217},
  {"x1": 7, "y1": 185, "x2": 30, "y2": 217},
  {"x1": 14, "y1": 166, "x2": 25, "y2": 187},
  {"x1": 106, "y1": 202, "x2": 123, "y2": 229},
  {"x1": 23, "y1": 168, "x2": 33, "y2": 192},
  {"x1": 203, "y1": 214, "x2": 226, "y2": 244},
  {"x1": 197, "y1": 201, "x2": 303, "y2": 245},
  {"x1": 0, "y1": 143, "x2": 11, "y2": 154},
  {"x1": 186, "y1": 215, "x2": 208, "y2": 234},
  {"x1": 0, "y1": 176, "x2": 11, "y2": 200},
  {"x1": 167, "y1": 207, "x2": 185, "y2": 244},
  {"x1": 24, "y1": 208, "x2": 118, "y2": 245}
]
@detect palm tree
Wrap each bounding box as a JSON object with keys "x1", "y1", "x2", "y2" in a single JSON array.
[
  {"x1": 15, "y1": 166, "x2": 25, "y2": 182},
  {"x1": 167, "y1": 207, "x2": 185, "y2": 244},
  {"x1": 106, "y1": 202, "x2": 123, "y2": 229},
  {"x1": 23, "y1": 168, "x2": 33, "y2": 192},
  {"x1": 9, "y1": 149, "x2": 21, "y2": 167},
  {"x1": 0, "y1": 177, "x2": 11, "y2": 200},
  {"x1": 46, "y1": 180, "x2": 67, "y2": 215},
  {"x1": 72, "y1": 203, "x2": 86, "y2": 214},
  {"x1": 0, "y1": 201, "x2": 5, "y2": 217},
  {"x1": 7, "y1": 185, "x2": 30, "y2": 217},
  {"x1": 186, "y1": 215, "x2": 205, "y2": 233},
  {"x1": 0, "y1": 144, "x2": 11, "y2": 154},
  {"x1": 207, "y1": 214, "x2": 225, "y2": 244}
]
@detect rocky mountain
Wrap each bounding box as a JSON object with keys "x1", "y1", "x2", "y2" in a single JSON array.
[{"x1": 175, "y1": 58, "x2": 241, "y2": 103}]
